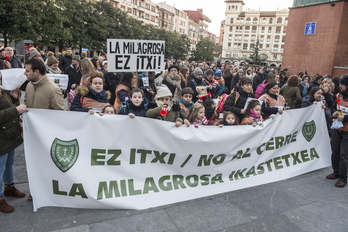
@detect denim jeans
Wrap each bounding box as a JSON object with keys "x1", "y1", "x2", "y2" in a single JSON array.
[{"x1": 0, "y1": 149, "x2": 15, "y2": 197}]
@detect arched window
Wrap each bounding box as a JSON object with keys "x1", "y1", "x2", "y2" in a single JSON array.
[
  {"x1": 253, "y1": 17, "x2": 258, "y2": 24},
  {"x1": 246, "y1": 17, "x2": 251, "y2": 24},
  {"x1": 285, "y1": 17, "x2": 288, "y2": 24},
  {"x1": 269, "y1": 18, "x2": 273, "y2": 24},
  {"x1": 230, "y1": 18, "x2": 234, "y2": 24},
  {"x1": 262, "y1": 18, "x2": 266, "y2": 24},
  {"x1": 277, "y1": 17, "x2": 282, "y2": 24}
]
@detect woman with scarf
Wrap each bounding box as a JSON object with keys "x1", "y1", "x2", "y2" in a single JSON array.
[
  {"x1": 258, "y1": 82, "x2": 289, "y2": 118},
  {"x1": 45, "y1": 52, "x2": 61, "y2": 74},
  {"x1": 298, "y1": 75, "x2": 311, "y2": 98},
  {"x1": 70, "y1": 71, "x2": 110, "y2": 114},
  {"x1": 162, "y1": 65, "x2": 185, "y2": 101},
  {"x1": 79, "y1": 59, "x2": 96, "y2": 86}
]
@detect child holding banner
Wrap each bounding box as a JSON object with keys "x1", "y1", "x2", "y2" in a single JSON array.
[
  {"x1": 70, "y1": 71, "x2": 110, "y2": 114},
  {"x1": 240, "y1": 100, "x2": 263, "y2": 126},
  {"x1": 118, "y1": 88, "x2": 148, "y2": 118},
  {"x1": 145, "y1": 85, "x2": 183, "y2": 127},
  {"x1": 187, "y1": 103, "x2": 209, "y2": 126},
  {"x1": 219, "y1": 111, "x2": 239, "y2": 127}
]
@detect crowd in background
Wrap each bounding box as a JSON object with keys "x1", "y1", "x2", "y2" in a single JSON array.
[{"x1": 1, "y1": 46, "x2": 348, "y2": 213}]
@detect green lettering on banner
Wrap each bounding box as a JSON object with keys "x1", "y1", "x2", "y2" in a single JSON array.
[
  {"x1": 301, "y1": 150, "x2": 310, "y2": 162},
  {"x1": 91, "y1": 149, "x2": 106, "y2": 165},
  {"x1": 211, "y1": 173, "x2": 224, "y2": 184},
  {"x1": 151, "y1": 150, "x2": 168, "y2": 164},
  {"x1": 213, "y1": 154, "x2": 226, "y2": 164},
  {"x1": 198, "y1": 155, "x2": 214, "y2": 166},
  {"x1": 273, "y1": 157, "x2": 283, "y2": 170},
  {"x1": 291, "y1": 131, "x2": 298, "y2": 142},
  {"x1": 172, "y1": 175, "x2": 186, "y2": 189},
  {"x1": 106, "y1": 150, "x2": 122, "y2": 165},
  {"x1": 200, "y1": 174, "x2": 211, "y2": 186},
  {"x1": 291, "y1": 152, "x2": 302, "y2": 165},
  {"x1": 138, "y1": 149, "x2": 152, "y2": 163},
  {"x1": 143, "y1": 177, "x2": 160, "y2": 194},
  {"x1": 186, "y1": 175, "x2": 199, "y2": 187},
  {"x1": 158, "y1": 176, "x2": 173, "y2": 191},
  {"x1": 68, "y1": 183, "x2": 88, "y2": 199},
  {"x1": 266, "y1": 137, "x2": 274, "y2": 151},
  {"x1": 129, "y1": 148, "x2": 136, "y2": 164},
  {"x1": 284, "y1": 134, "x2": 292, "y2": 146},
  {"x1": 245, "y1": 166, "x2": 257, "y2": 178},
  {"x1": 128, "y1": 179, "x2": 142, "y2": 196},
  {"x1": 167, "y1": 153, "x2": 176, "y2": 165},
  {"x1": 234, "y1": 168, "x2": 247, "y2": 180},
  {"x1": 275, "y1": 136, "x2": 284, "y2": 149},
  {"x1": 281, "y1": 154, "x2": 291, "y2": 167},
  {"x1": 120, "y1": 180, "x2": 128, "y2": 197},
  {"x1": 52, "y1": 180, "x2": 67, "y2": 196},
  {"x1": 257, "y1": 143, "x2": 266, "y2": 155},
  {"x1": 310, "y1": 148, "x2": 320, "y2": 159},
  {"x1": 97, "y1": 181, "x2": 121, "y2": 200},
  {"x1": 257, "y1": 163, "x2": 265, "y2": 174},
  {"x1": 264, "y1": 159, "x2": 273, "y2": 172}
]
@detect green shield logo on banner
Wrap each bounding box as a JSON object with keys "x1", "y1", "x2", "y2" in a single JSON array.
[
  {"x1": 302, "y1": 120, "x2": 316, "y2": 142},
  {"x1": 50, "y1": 138, "x2": 79, "y2": 173}
]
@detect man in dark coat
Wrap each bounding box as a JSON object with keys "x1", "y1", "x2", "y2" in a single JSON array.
[{"x1": 59, "y1": 49, "x2": 72, "y2": 74}]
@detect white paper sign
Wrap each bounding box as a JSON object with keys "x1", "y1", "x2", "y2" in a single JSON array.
[
  {"x1": 107, "y1": 39, "x2": 166, "y2": 72},
  {"x1": 0, "y1": 68, "x2": 27, "y2": 90},
  {"x1": 47, "y1": 74, "x2": 69, "y2": 90}
]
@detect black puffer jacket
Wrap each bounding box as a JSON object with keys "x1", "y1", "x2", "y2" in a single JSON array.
[{"x1": 224, "y1": 90, "x2": 254, "y2": 122}]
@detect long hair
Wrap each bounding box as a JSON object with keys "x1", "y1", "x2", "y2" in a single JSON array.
[
  {"x1": 223, "y1": 111, "x2": 239, "y2": 125},
  {"x1": 244, "y1": 100, "x2": 261, "y2": 118},
  {"x1": 179, "y1": 67, "x2": 189, "y2": 85},
  {"x1": 119, "y1": 72, "x2": 134, "y2": 90},
  {"x1": 188, "y1": 103, "x2": 204, "y2": 122},
  {"x1": 308, "y1": 87, "x2": 322, "y2": 99},
  {"x1": 80, "y1": 59, "x2": 95, "y2": 75}
]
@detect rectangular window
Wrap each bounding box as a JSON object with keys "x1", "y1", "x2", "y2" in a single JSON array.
[
  {"x1": 243, "y1": 43, "x2": 248, "y2": 50},
  {"x1": 276, "y1": 26, "x2": 281, "y2": 34}
]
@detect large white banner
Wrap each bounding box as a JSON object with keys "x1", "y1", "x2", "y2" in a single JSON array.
[
  {"x1": 107, "y1": 39, "x2": 165, "y2": 72},
  {"x1": 23, "y1": 104, "x2": 331, "y2": 212}
]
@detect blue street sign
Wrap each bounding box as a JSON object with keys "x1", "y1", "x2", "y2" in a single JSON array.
[{"x1": 304, "y1": 22, "x2": 316, "y2": 35}]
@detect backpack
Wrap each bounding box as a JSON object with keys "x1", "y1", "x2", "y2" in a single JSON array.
[
  {"x1": 255, "y1": 81, "x2": 268, "y2": 98},
  {"x1": 215, "y1": 92, "x2": 240, "y2": 114}
]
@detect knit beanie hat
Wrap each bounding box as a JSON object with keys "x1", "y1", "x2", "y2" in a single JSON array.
[
  {"x1": 46, "y1": 52, "x2": 59, "y2": 66},
  {"x1": 155, "y1": 85, "x2": 172, "y2": 99},
  {"x1": 29, "y1": 49, "x2": 40, "y2": 59},
  {"x1": 193, "y1": 68, "x2": 203, "y2": 77},
  {"x1": 72, "y1": 55, "x2": 81, "y2": 61},
  {"x1": 168, "y1": 64, "x2": 179, "y2": 72},
  {"x1": 237, "y1": 69, "x2": 244, "y2": 73},
  {"x1": 340, "y1": 75, "x2": 348, "y2": 86}
]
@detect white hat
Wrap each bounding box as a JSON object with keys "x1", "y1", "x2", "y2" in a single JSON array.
[
  {"x1": 155, "y1": 85, "x2": 172, "y2": 99},
  {"x1": 102, "y1": 60, "x2": 108, "y2": 66}
]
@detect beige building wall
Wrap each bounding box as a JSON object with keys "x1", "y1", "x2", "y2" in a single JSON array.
[{"x1": 222, "y1": 0, "x2": 289, "y2": 67}]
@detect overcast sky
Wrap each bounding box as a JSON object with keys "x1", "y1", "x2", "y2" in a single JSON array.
[{"x1": 152, "y1": 0, "x2": 294, "y2": 35}]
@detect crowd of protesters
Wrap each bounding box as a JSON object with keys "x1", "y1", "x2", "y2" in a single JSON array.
[{"x1": 1, "y1": 46, "x2": 348, "y2": 213}]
